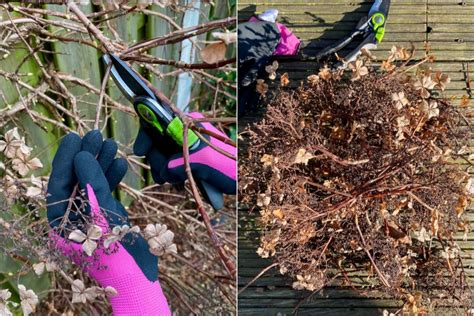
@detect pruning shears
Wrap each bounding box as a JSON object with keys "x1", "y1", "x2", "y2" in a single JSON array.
[
  {"x1": 316, "y1": 0, "x2": 391, "y2": 64},
  {"x1": 102, "y1": 54, "x2": 224, "y2": 210}
]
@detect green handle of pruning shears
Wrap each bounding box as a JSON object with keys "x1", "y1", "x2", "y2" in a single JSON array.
[
  {"x1": 371, "y1": 12, "x2": 386, "y2": 43},
  {"x1": 135, "y1": 101, "x2": 199, "y2": 149}
]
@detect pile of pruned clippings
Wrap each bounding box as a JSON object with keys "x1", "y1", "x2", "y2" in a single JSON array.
[{"x1": 240, "y1": 46, "x2": 474, "y2": 313}]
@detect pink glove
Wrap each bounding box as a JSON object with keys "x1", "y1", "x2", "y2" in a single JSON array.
[
  {"x1": 134, "y1": 112, "x2": 236, "y2": 209},
  {"x1": 47, "y1": 131, "x2": 171, "y2": 315}
]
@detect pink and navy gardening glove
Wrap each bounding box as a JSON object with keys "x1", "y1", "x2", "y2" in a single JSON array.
[
  {"x1": 47, "y1": 130, "x2": 171, "y2": 316},
  {"x1": 133, "y1": 112, "x2": 236, "y2": 208}
]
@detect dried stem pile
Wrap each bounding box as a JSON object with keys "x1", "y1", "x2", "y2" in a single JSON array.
[{"x1": 240, "y1": 54, "x2": 473, "y2": 312}]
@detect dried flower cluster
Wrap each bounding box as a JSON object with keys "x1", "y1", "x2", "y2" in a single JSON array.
[
  {"x1": 144, "y1": 223, "x2": 178, "y2": 256},
  {"x1": 0, "y1": 285, "x2": 39, "y2": 316},
  {"x1": 71, "y1": 279, "x2": 117, "y2": 304},
  {"x1": 240, "y1": 50, "x2": 473, "y2": 312},
  {"x1": 0, "y1": 128, "x2": 44, "y2": 204}
]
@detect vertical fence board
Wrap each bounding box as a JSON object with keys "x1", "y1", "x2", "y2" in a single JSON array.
[{"x1": 46, "y1": 4, "x2": 101, "y2": 129}]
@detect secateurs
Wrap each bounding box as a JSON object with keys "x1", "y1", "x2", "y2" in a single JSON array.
[
  {"x1": 102, "y1": 54, "x2": 224, "y2": 210},
  {"x1": 315, "y1": 0, "x2": 391, "y2": 64}
]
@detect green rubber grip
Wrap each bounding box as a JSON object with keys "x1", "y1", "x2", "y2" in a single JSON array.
[
  {"x1": 371, "y1": 13, "x2": 386, "y2": 43},
  {"x1": 166, "y1": 117, "x2": 199, "y2": 148},
  {"x1": 375, "y1": 26, "x2": 385, "y2": 43},
  {"x1": 137, "y1": 103, "x2": 164, "y2": 134}
]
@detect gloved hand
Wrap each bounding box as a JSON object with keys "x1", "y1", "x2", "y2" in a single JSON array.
[
  {"x1": 47, "y1": 130, "x2": 171, "y2": 316},
  {"x1": 133, "y1": 112, "x2": 236, "y2": 206}
]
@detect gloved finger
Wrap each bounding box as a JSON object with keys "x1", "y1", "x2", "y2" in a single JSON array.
[
  {"x1": 146, "y1": 147, "x2": 169, "y2": 184},
  {"x1": 81, "y1": 130, "x2": 103, "y2": 157},
  {"x1": 97, "y1": 138, "x2": 118, "y2": 172},
  {"x1": 105, "y1": 158, "x2": 128, "y2": 191},
  {"x1": 74, "y1": 151, "x2": 114, "y2": 216},
  {"x1": 133, "y1": 127, "x2": 153, "y2": 156},
  {"x1": 47, "y1": 133, "x2": 82, "y2": 228}
]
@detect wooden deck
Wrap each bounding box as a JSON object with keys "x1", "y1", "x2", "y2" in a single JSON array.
[{"x1": 237, "y1": 1, "x2": 474, "y2": 315}]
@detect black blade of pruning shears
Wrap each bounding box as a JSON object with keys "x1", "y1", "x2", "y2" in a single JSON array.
[
  {"x1": 315, "y1": 0, "x2": 391, "y2": 65},
  {"x1": 102, "y1": 54, "x2": 224, "y2": 210}
]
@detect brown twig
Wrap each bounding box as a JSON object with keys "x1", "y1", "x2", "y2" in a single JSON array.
[
  {"x1": 122, "y1": 17, "x2": 236, "y2": 55},
  {"x1": 126, "y1": 54, "x2": 236, "y2": 70},
  {"x1": 182, "y1": 123, "x2": 236, "y2": 278},
  {"x1": 238, "y1": 262, "x2": 278, "y2": 295},
  {"x1": 95, "y1": 62, "x2": 112, "y2": 130},
  {"x1": 66, "y1": 0, "x2": 116, "y2": 53},
  {"x1": 355, "y1": 214, "x2": 391, "y2": 288}
]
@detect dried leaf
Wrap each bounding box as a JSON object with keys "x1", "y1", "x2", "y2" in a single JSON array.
[
  {"x1": 391, "y1": 91, "x2": 409, "y2": 110},
  {"x1": 307, "y1": 74, "x2": 320, "y2": 84},
  {"x1": 0, "y1": 289, "x2": 11, "y2": 316},
  {"x1": 466, "y1": 178, "x2": 474, "y2": 195},
  {"x1": 360, "y1": 47, "x2": 375, "y2": 60},
  {"x1": 348, "y1": 60, "x2": 368, "y2": 81},
  {"x1": 87, "y1": 225, "x2": 102, "y2": 240},
  {"x1": 256, "y1": 79, "x2": 268, "y2": 96},
  {"x1": 71, "y1": 280, "x2": 99, "y2": 304},
  {"x1": 388, "y1": 45, "x2": 410, "y2": 61},
  {"x1": 386, "y1": 220, "x2": 411, "y2": 244},
  {"x1": 104, "y1": 225, "x2": 139, "y2": 249},
  {"x1": 82, "y1": 239, "x2": 98, "y2": 257},
  {"x1": 460, "y1": 95, "x2": 470, "y2": 107},
  {"x1": 69, "y1": 230, "x2": 87, "y2": 243},
  {"x1": 433, "y1": 71, "x2": 451, "y2": 91},
  {"x1": 413, "y1": 75, "x2": 436, "y2": 99},
  {"x1": 280, "y1": 72, "x2": 289, "y2": 87},
  {"x1": 256, "y1": 194, "x2": 271, "y2": 207},
  {"x1": 293, "y1": 148, "x2": 314, "y2": 165},
  {"x1": 441, "y1": 246, "x2": 459, "y2": 259},
  {"x1": 381, "y1": 60, "x2": 396, "y2": 72},
  {"x1": 421, "y1": 100, "x2": 439, "y2": 119},
  {"x1": 211, "y1": 31, "x2": 236, "y2": 44},
  {"x1": 260, "y1": 154, "x2": 276, "y2": 168},
  {"x1": 265, "y1": 60, "x2": 278, "y2": 74},
  {"x1": 265, "y1": 61, "x2": 278, "y2": 80},
  {"x1": 272, "y1": 209, "x2": 284, "y2": 219},
  {"x1": 318, "y1": 66, "x2": 331, "y2": 81},
  {"x1": 144, "y1": 224, "x2": 177, "y2": 256},
  {"x1": 455, "y1": 196, "x2": 468, "y2": 218},
  {"x1": 413, "y1": 227, "x2": 431, "y2": 243},
  {"x1": 200, "y1": 42, "x2": 227, "y2": 64},
  {"x1": 104, "y1": 286, "x2": 118, "y2": 297},
  {"x1": 397, "y1": 116, "x2": 410, "y2": 128},
  {"x1": 18, "y1": 285, "x2": 38, "y2": 316},
  {"x1": 0, "y1": 127, "x2": 23, "y2": 159}
]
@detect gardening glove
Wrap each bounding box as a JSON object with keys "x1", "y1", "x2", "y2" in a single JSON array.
[
  {"x1": 133, "y1": 112, "x2": 236, "y2": 198},
  {"x1": 47, "y1": 130, "x2": 171, "y2": 316}
]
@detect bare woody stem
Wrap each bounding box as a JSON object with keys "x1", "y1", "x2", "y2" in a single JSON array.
[
  {"x1": 66, "y1": 0, "x2": 115, "y2": 53},
  {"x1": 182, "y1": 122, "x2": 236, "y2": 278},
  {"x1": 122, "y1": 17, "x2": 236, "y2": 55}
]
